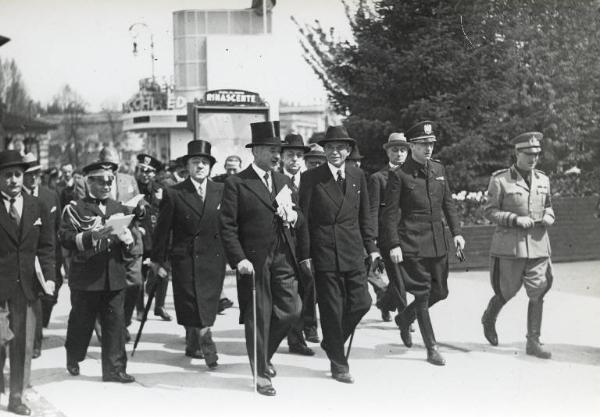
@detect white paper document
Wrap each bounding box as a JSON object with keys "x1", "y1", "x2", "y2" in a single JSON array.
[
  {"x1": 123, "y1": 194, "x2": 145, "y2": 208},
  {"x1": 34, "y1": 256, "x2": 53, "y2": 295},
  {"x1": 105, "y1": 213, "x2": 135, "y2": 235},
  {"x1": 275, "y1": 184, "x2": 294, "y2": 208}
]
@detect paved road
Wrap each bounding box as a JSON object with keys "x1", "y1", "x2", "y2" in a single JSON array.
[{"x1": 2, "y1": 261, "x2": 599, "y2": 417}]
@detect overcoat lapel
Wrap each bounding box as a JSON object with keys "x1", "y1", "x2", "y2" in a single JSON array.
[
  {"x1": 179, "y1": 178, "x2": 205, "y2": 218},
  {"x1": 340, "y1": 167, "x2": 359, "y2": 214},
  {"x1": 240, "y1": 167, "x2": 275, "y2": 211},
  {"x1": 318, "y1": 165, "x2": 343, "y2": 209},
  {"x1": 19, "y1": 193, "x2": 36, "y2": 241},
  {"x1": 0, "y1": 200, "x2": 18, "y2": 244}
]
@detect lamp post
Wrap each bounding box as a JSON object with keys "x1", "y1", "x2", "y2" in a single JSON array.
[{"x1": 128, "y1": 23, "x2": 156, "y2": 83}]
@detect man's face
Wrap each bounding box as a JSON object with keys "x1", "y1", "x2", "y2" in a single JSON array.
[
  {"x1": 323, "y1": 142, "x2": 351, "y2": 168},
  {"x1": 87, "y1": 176, "x2": 113, "y2": 200},
  {"x1": 187, "y1": 156, "x2": 211, "y2": 182},
  {"x1": 281, "y1": 149, "x2": 305, "y2": 175},
  {"x1": 61, "y1": 164, "x2": 73, "y2": 180},
  {"x1": 224, "y1": 159, "x2": 241, "y2": 176},
  {"x1": 252, "y1": 145, "x2": 281, "y2": 172},
  {"x1": 305, "y1": 157, "x2": 325, "y2": 169},
  {"x1": 24, "y1": 171, "x2": 41, "y2": 190},
  {"x1": 410, "y1": 142, "x2": 434, "y2": 163},
  {"x1": 515, "y1": 150, "x2": 540, "y2": 171},
  {"x1": 0, "y1": 167, "x2": 24, "y2": 197},
  {"x1": 136, "y1": 166, "x2": 155, "y2": 184},
  {"x1": 386, "y1": 145, "x2": 409, "y2": 166}
]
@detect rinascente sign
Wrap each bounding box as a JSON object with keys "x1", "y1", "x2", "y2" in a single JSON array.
[{"x1": 204, "y1": 90, "x2": 262, "y2": 105}]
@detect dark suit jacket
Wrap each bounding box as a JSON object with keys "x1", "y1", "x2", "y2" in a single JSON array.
[
  {"x1": 297, "y1": 163, "x2": 377, "y2": 272},
  {"x1": 59, "y1": 196, "x2": 133, "y2": 291},
  {"x1": 368, "y1": 165, "x2": 391, "y2": 249},
  {"x1": 381, "y1": 156, "x2": 461, "y2": 258},
  {"x1": 219, "y1": 166, "x2": 301, "y2": 322},
  {"x1": 36, "y1": 186, "x2": 63, "y2": 267},
  {"x1": 152, "y1": 178, "x2": 226, "y2": 327},
  {"x1": 0, "y1": 192, "x2": 56, "y2": 302}
]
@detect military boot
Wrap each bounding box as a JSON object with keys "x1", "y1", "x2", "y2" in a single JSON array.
[
  {"x1": 526, "y1": 300, "x2": 551, "y2": 359},
  {"x1": 416, "y1": 305, "x2": 445, "y2": 366},
  {"x1": 481, "y1": 295, "x2": 505, "y2": 346},
  {"x1": 394, "y1": 305, "x2": 415, "y2": 348}
]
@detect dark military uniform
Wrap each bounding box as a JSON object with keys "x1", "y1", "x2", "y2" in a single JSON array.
[{"x1": 381, "y1": 121, "x2": 461, "y2": 366}]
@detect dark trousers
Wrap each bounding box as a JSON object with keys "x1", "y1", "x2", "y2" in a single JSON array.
[
  {"x1": 65, "y1": 289, "x2": 128, "y2": 377},
  {"x1": 315, "y1": 268, "x2": 372, "y2": 373},
  {"x1": 287, "y1": 268, "x2": 317, "y2": 346},
  {"x1": 0, "y1": 288, "x2": 31, "y2": 401},
  {"x1": 399, "y1": 255, "x2": 449, "y2": 321},
  {"x1": 243, "y1": 238, "x2": 301, "y2": 382}
]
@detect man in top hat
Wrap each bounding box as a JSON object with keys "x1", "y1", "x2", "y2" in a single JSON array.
[
  {"x1": 297, "y1": 125, "x2": 379, "y2": 383},
  {"x1": 370, "y1": 133, "x2": 411, "y2": 322},
  {"x1": 22, "y1": 154, "x2": 63, "y2": 360},
  {"x1": 304, "y1": 144, "x2": 327, "y2": 170},
  {"x1": 134, "y1": 154, "x2": 171, "y2": 322},
  {"x1": 151, "y1": 140, "x2": 226, "y2": 367},
  {"x1": 59, "y1": 161, "x2": 137, "y2": 383},
  {"x1": 280, "y1": 133, "x2": 317, "y2": 355},
  {"x1": 381, "y1": 121, "x2": 465, "y2": 366},
  {"x1": 0, "y1": 150, "x2": 55, "y2": 415},
  {"x1": 220, "y1": 121, "x2": 303, "y2": 396},
  {"x1": 481, "y1": 132, "x2": 554, "y2": 359}
]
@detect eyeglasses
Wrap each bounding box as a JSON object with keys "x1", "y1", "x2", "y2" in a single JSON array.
[{"x1": 91, "y1": 178, "x2": 114, "y2": 186}]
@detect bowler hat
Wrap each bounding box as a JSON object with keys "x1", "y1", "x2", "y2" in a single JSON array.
[
  {"x1": 511, "y1": 132, "x2": 542, "y2": 153},
  {"x1": 406, "y1": 121, "x2": 436, "y2": 143},
  {"x1": 137, "y1": 153, "x2": 164, "y2": 171},
  {"x1": 383, "y1": 132, "x2": 410, "y2": 149},
  {"x1": 318, "y1": 125, "x2": 356, "y2": 147},
  {"x1": 281, "y1": 133, "x2": 310, "y2": 152},
  {"x1": 182, "y1": 140, "x2": 216, "y2": 166},
  {"x1": 0, "y1": 150, "x2": 28, "y2": 171},
  {"x1": 246, "y1": 121, "x2": 281, "y2": 148}
]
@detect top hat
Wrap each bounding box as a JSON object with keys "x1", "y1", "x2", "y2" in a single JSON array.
[
  {"x1": 383, "y1": 132, "x2": 410, "y2": 149},
  {"x1": 347, "y1": 145, "x2": 364, "y2": 161},
  {"x1": 246, "y1": 121, "x2": 281, "y2": 148},
  {"x1": 281, "y1": 133, "x2": 310, "y2": 153},
  {"x1": 137, "y1": 154, "x2": 163, "y2": 171},
  {"x1": 82, "y1": 161, "x2": 118, "y2": 178},
  {"x1": 318, "y1": 125, "x2": 356, "y2": 147},
  {"x1": 23, "y1": 153, "x2": 42, "y2": 173},
  {"x1": 406, "y1": 121, "x2": 436, "y2": 143},
  {"x1": 304, "y1": 143, "x2": 326, "y2": 159},
  {"x1": 511, "y1": 132, "x2": 542, "y2": 153},
  {"x1": 182, "y1": 140, "x2": 217, "y2": 166},
  {"x1": 0, "y1": 150, "x2": 28, "y2": 171}
]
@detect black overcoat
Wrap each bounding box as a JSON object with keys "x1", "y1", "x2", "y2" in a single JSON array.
[{"x1": 151, "y1": 178, "x2": 226, "y2": 328}]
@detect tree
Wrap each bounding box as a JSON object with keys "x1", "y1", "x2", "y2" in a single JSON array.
[
  {"x1": 296, "y1": 0, "x2": 600, "y2": 189},
  {"x1": 0, "y1": 57, "x2": 33, "y2": 116}
]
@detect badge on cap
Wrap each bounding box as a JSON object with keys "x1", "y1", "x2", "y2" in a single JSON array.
[
  {"x1": 424, "y1": 124, "x2": 432, "y2": 135},
  {"x1": 144, "y1": 156, "x2": 151, "y2": 165}
]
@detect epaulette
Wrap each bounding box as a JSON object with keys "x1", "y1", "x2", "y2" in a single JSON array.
[{"x1": 492, "y1": 168, "x2": 509, "y2": 177}]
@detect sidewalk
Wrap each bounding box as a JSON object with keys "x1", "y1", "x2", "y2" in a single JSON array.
[{"x1": 2, "y1": 261, "x2": 599, "y2": 417}]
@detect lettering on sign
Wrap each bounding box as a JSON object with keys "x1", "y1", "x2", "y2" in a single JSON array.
[{"x1": 204, "y1": 90, "x2": 263, "y2": 106}]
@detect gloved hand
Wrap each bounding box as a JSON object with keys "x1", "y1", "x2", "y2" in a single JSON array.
[
  {"x1": 541, "y1": 214, "x2": 555, "y2": 227},
  {"x1": 117, "y1": 227, "x2": 134, "y2": 245},
  {"x1": 390, "y1": 247, "x2": 403, "y2": 264}
]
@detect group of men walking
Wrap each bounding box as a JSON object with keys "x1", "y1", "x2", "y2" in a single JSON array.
[{"x1": 0, "y1": 119, "x2": 557, "y2": 412}]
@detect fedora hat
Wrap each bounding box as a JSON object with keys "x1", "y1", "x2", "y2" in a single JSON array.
[
  {"x1": 304, "y1": 143, "x2": 326, "y2": 159},
  {"x1": 281, "y1": 133, "x2": 310, "y2": 152},
  {"x1": 23, "y1": 152, "x2": 42, "y2": 173},
  {"x1": 246, "y1": 121, "x2": 281, "y2": 148},
  {"x1": 383, "y1": 132, "x2": 409, "y2": 150},
  {"x1": 317, "y1": 125, "x2": 356, "y2": 147},
  {"x1": 182, "y1": 140, "x2": 216, "y2": 166},
  {"x1": 0, "y1": 150, "x2": 29, "y2": 171}
]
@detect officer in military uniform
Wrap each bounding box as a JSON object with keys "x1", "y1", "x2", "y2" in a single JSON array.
[
  {"x1": 381, "y1": 121, "x2": 465, "y2": 366},
  {"x1": 481, "y1": 132, "x2": 554, "y2": 359}
]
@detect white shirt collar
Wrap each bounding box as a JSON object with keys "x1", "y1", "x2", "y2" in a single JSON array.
[
  {"x1": 1, "y1": 191, "x2": 22, "y2": 202},
  {"x1": 189, "y1": 176, "x2": 207, "y2": 193},
  {"x1": 327, "y1": 162, "x2": 345, "y2": 179},
  {"x1": 252, "y1": 163, "x2": 269, "y2": 180},
  {"x1": 389, "y1": 162, "x2": 400, "y2": 170}
]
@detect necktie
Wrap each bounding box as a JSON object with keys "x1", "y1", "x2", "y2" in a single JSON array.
[
  {"x1": 198, "y1": 185, "x2": 205, "y2": 204},
  {"x1": 336, "y1": 170, "x2": 345, "y2": 193},
  {"x1": 9, "y1": 198, "x2": 20, "y2": 226},
  {"x1": 263, "y1": 172, "x2": 271, "y2": 193}
]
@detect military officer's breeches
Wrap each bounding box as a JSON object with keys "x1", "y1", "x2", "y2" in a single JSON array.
[
  {"x1": 490, "y1": 257, "x2": 552, "y2": 302},
  {"x1": 402, "y1": 255, "x2": 449, "y2": 303}
]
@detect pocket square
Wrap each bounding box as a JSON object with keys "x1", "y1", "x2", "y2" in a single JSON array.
[
  {"x1": 50, "y1": 206, "x2": 57, "y2": 213},
  {"x1": 33, "y1": 218, "x2": 42, "y2": 226}
]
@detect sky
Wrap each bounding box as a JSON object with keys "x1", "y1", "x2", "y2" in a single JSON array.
[{"x1": 0, "y1": 0, "x2": 353, "y2": 111}]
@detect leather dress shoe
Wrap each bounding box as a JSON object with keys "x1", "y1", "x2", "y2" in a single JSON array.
[
  {"x1": 103, "y1": 371, "x2": 136, "y2": 383},
  {"x1": 304, "y1": 327, "x2": 320, "y2": 343},
  {"x1": 395, "y1": 314, "x2": 413, "y2": 348},
  {"x1": 426, "y1": 347, "x2": 446, "y2": 366},
  {"x1": 332, "y1": 371, "x2": 354, "y2": 384},
  {"x1": 185, "y1": 349, "x2": 204, "y2": 359},
  {"x1": 289, "y1": 343, "x2": 315, "y2": 356},
  {"x1": 217, "y1": 298, "x2": 234, "y2": 313},
  {"x1": 266, "y1": 362, "x2": 277, "y2": 378},
  {"x1": 67, "y1": 361, "x2": 80, "y2": 376},
  {"x1": 381, "y1": 309, "x2": 391, "y2": 322},
  {"x1": 32, "y1": 349, "x2": 41, "y2": 359},
  {"x1": 256, "y1": 384, "x2": 276, "y2": 396},
  {"x1": 154, "y1": 307, "x2": 172, "y2": 321},
  {"x1": 7, "y1": 400, "x2": 31, "y2": 416}
]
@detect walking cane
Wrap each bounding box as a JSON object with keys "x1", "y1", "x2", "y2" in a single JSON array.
[
  {"x1": 132, "y1": 268, "x2": 158, "y2": 357},
  {"x1": 251, "y1": 270, "x2": 257, "y2": 393},
  {"x1": 345, "y1": 330, "x2": 355, "y2": 361}
]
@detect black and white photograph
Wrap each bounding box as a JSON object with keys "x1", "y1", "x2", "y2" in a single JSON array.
[{"x1": 0, "y1": 0, "x2": 598, "y2": 416}]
